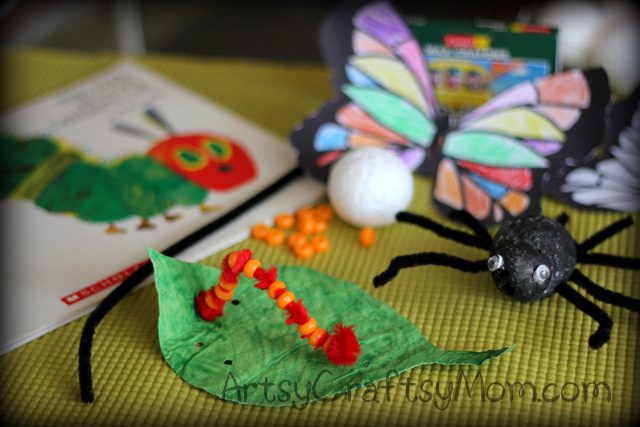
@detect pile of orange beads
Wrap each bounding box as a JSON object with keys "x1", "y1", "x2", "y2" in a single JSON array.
[
  {"x1": 251, "y1": 204, "x2": 334, "y2": 259},
  {"x1": 195, "y1": 249, "x2": 361, "y2": 366}
]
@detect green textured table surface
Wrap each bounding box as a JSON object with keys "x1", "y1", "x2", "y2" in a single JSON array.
[{"x1": 0, "y1": 49, "x2": 638, "y2": 426}]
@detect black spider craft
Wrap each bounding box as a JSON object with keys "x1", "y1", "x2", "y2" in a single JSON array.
[{"x1": 373, "y1": 211, "x2": 639, "y2": 349}]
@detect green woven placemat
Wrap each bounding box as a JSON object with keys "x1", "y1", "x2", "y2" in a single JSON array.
[{"x1": 0, "y1": 49, "x2": 638, "y2": 426}]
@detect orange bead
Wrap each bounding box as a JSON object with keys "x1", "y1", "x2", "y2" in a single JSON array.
[
  {"x1": 296, "y1": 207, "x2": 314, "y2": 221},
  {"x1": 243, "y1": 259, "x2": 262, "y2": 278},
  {"x1": 322, "y1": 335, "x2": 333, "y2": 352},
  {"x1": 266, "y1": 228, "x2": 285, "y2": 246},
  {"x1": 298, "y1": 317, "x2": 318, "y2": 336},
  {"x1": 251, "y1": 224, "x2": 269, "y2": 240},
  {"x1": 204, "y1": 291, "x2": 221, "y2": 309},
  {"x1": 297, "y1": 217, "x2": 315, "y2": 234},
  {"x1": 311, "y1": 235, "x2": 329, "y2": 254},
  {"x1": 308, "y1": 327, "x2": 329, "y2": 348},
  {"x1": 287, "y1": 232, "x2": 307, "y2": 249},
  {"x1": 218, "y1": 280, "x2": 238, "y2": 292},
  {"x1": 214, "y1": 285, "x2": 234, "y2": 301},
  {"x1": 227, "y1": 251, "x2": 239, "y2": 269},
  {"x1": 294, "y1": 242, "x2": 314, "y2": 259},
  {"x1": 359, "y1": 226, "x2": 376, "y2": 248},
  {"x1": 313, "y1": 220, "x2": 328, "y2": 234},
  {"x1": 274, "y1": 213, "x2": 295, "y2": 230},
  {"x1": 267, "y1": 280, "x2": 286, "y2": 299},
  {"x1": 314, "y1": 204, "x2": 334, "y2": 222},
  {"x1": 276, "y1": 291, "x2": 295, "y2": 309}
]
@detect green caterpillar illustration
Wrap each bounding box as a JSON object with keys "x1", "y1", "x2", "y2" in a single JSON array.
[{"x1": 0, "y1": 110, "x2": 257, "y2": 233}]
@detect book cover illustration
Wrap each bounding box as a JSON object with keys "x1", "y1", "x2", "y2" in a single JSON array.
[{"x1": 0, "y1": 62, "x2": 319, "y2": 353}]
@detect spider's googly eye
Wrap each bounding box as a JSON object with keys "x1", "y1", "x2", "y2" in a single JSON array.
[
  {"x1": 487, "y1": 255, "x2": 504, "y2": 272},
  {"x1": 533, "y1": 264, "x2": 551, "y2": 285}
]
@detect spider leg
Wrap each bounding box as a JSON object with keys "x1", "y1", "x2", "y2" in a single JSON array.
[
  {"x1": 373, "y1": 252, "x2": 487, "y2": 287},
  {"x1": 578, "y1": 253, "x2": 640, "y2": 270},
  {"x1": 396, "y1": 211, "x2": 491, "y2": 250},
  {"x1": 571, "y1": 269, "x2": 640, "y2": 312},
  {"x1": 555, "y1": 212, "x2": 570, "y2": 226},
  {"x1": 555, "y1": 282, "x2": 613, "y2": 349},
  {"x1": 449, "y1": 210, "x2": 493, "y2": 246},
  {"x1": 577, "y1": 217, "x2": 633, "y2": 253}
]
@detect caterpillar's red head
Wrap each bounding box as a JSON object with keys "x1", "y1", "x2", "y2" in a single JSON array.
[{"x1": 148, "y1": 133, "x2": 256, "y2": 191}]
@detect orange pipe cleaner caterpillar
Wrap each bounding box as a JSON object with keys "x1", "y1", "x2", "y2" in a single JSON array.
[{"x1": 195, "y1": 249, "x2": 361, "y2": 366}]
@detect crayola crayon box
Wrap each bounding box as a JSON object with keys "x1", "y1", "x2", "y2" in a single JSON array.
[{"x1": 408, "y1": 18, "x2": 558, "y2": 112}]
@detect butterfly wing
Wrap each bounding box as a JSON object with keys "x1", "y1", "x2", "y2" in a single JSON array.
[
  {"x1": 290, "y1": 1, "x2": 438, "y2": 181},
  {"x1": 433, "y1": 69, "x2": 611, "y2": 223},
  {"x1": 556, "y1": 86, "x2": 640, "y2": 212}
]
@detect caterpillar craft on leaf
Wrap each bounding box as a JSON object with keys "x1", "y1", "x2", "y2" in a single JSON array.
[
  {"x1": 0, "y1": 107, "x2": 257, "y2": 232},
  {"x1": 148, "y1": 249, "x2": 511, "y2": 407},
  {"x1": 290, "y1": 1, "x2": 612, "y2": 225}
]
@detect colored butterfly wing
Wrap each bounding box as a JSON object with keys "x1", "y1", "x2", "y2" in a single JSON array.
[
  {"x1": 290, "y1": 1, "x2": 437, "y2": 182},
  {"x1": 431, "y1": 69, "x2": 611, "y2": 223},
  {"x1": 555, "y1": 86, "x2": 640, "y2": 212},
  {"x1": 432, "y1": 157, "x2": 541, "y2": 224}
]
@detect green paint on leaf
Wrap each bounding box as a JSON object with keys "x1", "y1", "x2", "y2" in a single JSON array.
[{"x1": 149, "y1": 249, "x2": 512, "y2": 407}]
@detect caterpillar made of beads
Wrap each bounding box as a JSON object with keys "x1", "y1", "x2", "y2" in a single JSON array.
[{"x1": 195, "y1": 249, "x2": 361, "y2": 366}]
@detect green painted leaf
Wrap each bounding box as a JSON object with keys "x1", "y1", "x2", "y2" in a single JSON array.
[
  {"x1": 443, "y1": 131, "x2": 549, "y2": 168},
  {"x1": 149, "y1": 249, "x2": 512, "y2": 407},
  {"x1": 343, "y1": 85, "x2": 435, "y2": 147}
]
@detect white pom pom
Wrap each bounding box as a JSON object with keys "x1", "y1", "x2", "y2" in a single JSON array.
[
  {"x1": 327, "y1": 147, "x2": 414, "y2": 227},
  {"x1": 591, "y1": 18, "x2": 640, "y2": 95},
  {"x1": 535, "y1": 2, "x2": 604, "y2": 68}
]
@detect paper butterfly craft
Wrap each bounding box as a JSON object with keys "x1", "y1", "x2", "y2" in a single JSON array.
[
  {"x1": 553, "y1": 86, "x2": 640, "y2": 212},
  {"x1": 148, "y1": 249, "x2": 510, "y2": 406},
  {"x1": 290, "y1": 1, "x2": 611, "y2": 224}
]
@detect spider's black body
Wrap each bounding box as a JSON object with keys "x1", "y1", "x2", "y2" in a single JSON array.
[
  {"x1": 489, "y1": 216, "x2": 576, "y2": 302},
  {"x1": 373, "y1": 211, "x2": 640, "y2": 349}
]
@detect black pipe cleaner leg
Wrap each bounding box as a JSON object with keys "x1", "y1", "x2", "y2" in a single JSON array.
[
  {"x1": 555, "y1": 282, "x2": 613, "y2": 349},
  {"x1": 571, "y1": 269, "x2": 640, "y2": 312},
  {"x1": 578, "y1": 253, "x2": 640, "y2": 270},
  {"x1": 373, "y1": 252, "x2": 487, "y2": 288},
  {"x1": 577, "y1": 217, "x2": 633, "y2": 253},
  {"x1": 395, "y1": 211, "x2": 490, "y2": 250},
  {"x1": 555, "y1": 212, "x2": 570, "y2": 226},
  {"x1": 449, "y1": 209, "x2": 492, "y2": 246}
]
